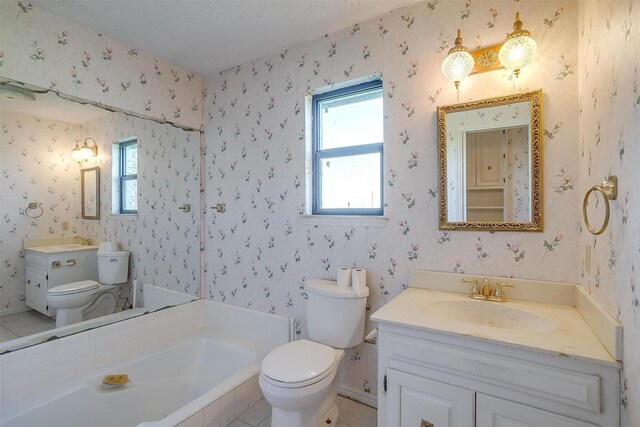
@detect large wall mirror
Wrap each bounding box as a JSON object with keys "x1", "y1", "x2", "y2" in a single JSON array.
[
  {"x1": 437, "y1": 90, "x2": 543, "y2": 231},
  {"x1": 0, "y1": 78, "x2": 201, "y2": 353}
]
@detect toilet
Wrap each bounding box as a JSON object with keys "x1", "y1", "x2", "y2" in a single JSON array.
[
  {"x1": 259, "y1": 280, "x2": 369, "y2": 427},
  {"x1": 47, "y1": 244, "x2": 129, "y2": 328}
]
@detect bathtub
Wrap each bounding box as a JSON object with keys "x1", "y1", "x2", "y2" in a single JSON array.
[{"x1": 2, "y1": 329, "x2": 265, "y2": 427}]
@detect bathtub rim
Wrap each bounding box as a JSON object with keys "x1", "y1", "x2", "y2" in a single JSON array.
[{"x1": 1, "y1": 328, "x2": 267, "y2": 425}]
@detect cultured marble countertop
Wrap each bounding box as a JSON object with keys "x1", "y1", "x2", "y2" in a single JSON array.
[
  {"x1": 24, "y1": 244, "x2": 99, "y2": 254},
  {"x1": 371, "y1": 288, "x2": 618, "y2": 367}
]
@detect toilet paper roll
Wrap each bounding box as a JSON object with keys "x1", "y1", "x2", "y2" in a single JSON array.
[
  {"x1": 337, "y1": 267, "x2": 352, "y2": 287},
  {"x1": 351, "y1": 268, "x2": 367, "y2": 297},
  {"x1": 99, "y1": 241, "x2": 118, "y2": 252}
]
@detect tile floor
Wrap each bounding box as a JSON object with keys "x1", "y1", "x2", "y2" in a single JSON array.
[
  {"x1": 0, "y1": 310, "x2": 56, "y2": 343},
  {"x1": 229, "y1": 396, "x2": 377, "y2": 427}
]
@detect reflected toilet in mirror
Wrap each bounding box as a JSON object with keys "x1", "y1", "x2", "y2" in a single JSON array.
[{"x1": 47, "y1": 242, "x2": 129, "y2": 328}]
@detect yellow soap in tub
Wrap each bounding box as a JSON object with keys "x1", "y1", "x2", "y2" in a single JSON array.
[{"x1": 102, "y1": 374, "x2": 129, "y2": 387}]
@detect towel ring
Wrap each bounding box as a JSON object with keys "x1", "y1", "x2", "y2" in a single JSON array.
[
  {"x1": 583, "y1": 175, "x2": 617, "y2": 236},
  {"x1": 24, "y1": 202, "x2": 44, "y2": 219}
]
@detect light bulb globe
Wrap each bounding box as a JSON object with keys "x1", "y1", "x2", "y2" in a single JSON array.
[{"x1": 441, "y1": 50, "x2": 474, "y2": 88}]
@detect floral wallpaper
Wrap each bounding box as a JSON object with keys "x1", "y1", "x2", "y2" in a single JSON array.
[
  {"x1": 0, "y1": 1, "x2": 203, "y2": 129},
  {"x1": 79, "y1": 112, "x2": 201, "y2": 307},
  {"x1": 0, "y1": 110, "x2": 84, "y2": 312},
  {"x1": 579, "y1": 1, "x2": 640, "y2": 425},
  {"x1": 203, "y1": 0, "x2": 581, "y2": 398}
]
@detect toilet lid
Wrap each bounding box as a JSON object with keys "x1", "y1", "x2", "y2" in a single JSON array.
[
  {"x1": 261, "y1": 340, "x2": 336, "y2": 387},
  {"x1": 48, "y1": 280, "x2": 100, "y2": 295}
]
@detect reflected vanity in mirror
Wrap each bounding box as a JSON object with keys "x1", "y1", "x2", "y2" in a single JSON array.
[
  {"x1": 0, "y1": 78, "x2": 200, "y2": 353},
  {"x1": 81, "y1": 166, "x2": 100, "y2": 220},
  {"x1": 437, "y1": 90, "x2": 543, "y2": 231}
]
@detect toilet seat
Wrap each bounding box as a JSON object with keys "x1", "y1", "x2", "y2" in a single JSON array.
[
  {"x1": 261, "y1": 340, "x2": 337, "y2": 389},
  {"x1": 48, "y1": 280, "x2": 100, "y2": 295}
]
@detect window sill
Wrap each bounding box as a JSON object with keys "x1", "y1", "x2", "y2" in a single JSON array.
[
  {"x1": 298, "y1": 215, "x2": 388, "y2": 227},
  {"x1": 111, "y1": 213, "x2": 138, "y2": 220}
]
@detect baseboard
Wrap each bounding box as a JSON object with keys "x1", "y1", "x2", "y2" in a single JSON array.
[
  {"x1": 338, "y1": 384, "x2": 378, "y2": 409},
  {"x1": 0, "y1": 305, "x2": 30, "y2": 317}
]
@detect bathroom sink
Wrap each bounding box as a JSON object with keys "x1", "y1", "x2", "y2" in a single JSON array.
[
  {"x1": 427, "y1": 300, "x2": 558, "y2": 332},
  {"x1": 50, "y1": 244, "x2": 84, "y2": 249}
]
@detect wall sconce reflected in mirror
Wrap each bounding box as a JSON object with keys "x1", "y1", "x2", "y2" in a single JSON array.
[
  {"x1": 71, "y1": 137, "x2": 98, "y2": 162},
  {"x1": 499, "y1": 12, "x2": 537, "y2": 77}
]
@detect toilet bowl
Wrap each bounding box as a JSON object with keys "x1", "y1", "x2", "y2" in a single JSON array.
[
  {"x1": 48, "y1": 281, "x2": 118, "y2": 328},
  {"x1": 259, "y1": 279, "x2": 369, "y2": 427},
  {"x1": 47, "y1": 247, "x2": 129, "y2": 328},
  {"x1": 259, "y1": 340, "x2": 345, "y2": 427}
]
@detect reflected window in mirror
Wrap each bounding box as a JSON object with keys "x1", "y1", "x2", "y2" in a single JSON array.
[
  {"x1": 437, "y1": 90, "x2": 542, "y2": 231},
  {"x1": 113, "y1": 137, "x2": 138, "y2": 214}
]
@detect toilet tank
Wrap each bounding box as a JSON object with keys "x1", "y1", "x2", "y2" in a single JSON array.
[
  {"x1": 97, "y1": 251, "x2": 129, "y2": 284},
  {"x1": 306, "y1": 280, "x2": 369, "y2": 348}
]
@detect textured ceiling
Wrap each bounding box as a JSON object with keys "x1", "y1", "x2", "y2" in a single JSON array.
[{"x1": 34, "y1": 0, "x2": 421, "y2": 77}]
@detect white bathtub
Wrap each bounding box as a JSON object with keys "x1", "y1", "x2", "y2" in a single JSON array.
[{"x1": 2, "y1": 330, "x2": 264, "y2": 427}]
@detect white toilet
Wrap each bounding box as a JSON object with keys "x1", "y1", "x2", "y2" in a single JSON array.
[
  {"x1": 47, "y1": 245, "x2": 129, "y2": 328},
  {"x1": 259, "y1": 280, "x2": 369, "y2": 427}
]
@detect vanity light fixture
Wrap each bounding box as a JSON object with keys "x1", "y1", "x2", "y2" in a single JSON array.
[
  {"x1": 441, "y1": 29, "x2": 475, "y2": 90},
  {"x1": 498, "y1": 12, "x2": 537, "y2": 77},
  {"x1": 71, "y1": 137, "x2": 98, "y2": 162}
]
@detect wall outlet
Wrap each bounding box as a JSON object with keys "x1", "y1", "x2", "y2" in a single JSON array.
[
  {"x1": 584, "y1": 244, "x2": 591, "y2": 274},
  {"x1": 61, "y1": 221, "x2": 69, "y2": 231}
]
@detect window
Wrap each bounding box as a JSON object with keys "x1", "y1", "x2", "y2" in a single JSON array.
[
  {"x1": 312, "y1": 79, "x2": 383, "y2": 215},
  {"x1": 116, "y1": 138, "x2": 137, "y2": 214}
]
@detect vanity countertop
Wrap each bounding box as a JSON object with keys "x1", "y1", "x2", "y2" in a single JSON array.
[
  {"x1": 24, "y1": 244, "x2": 99, "y2": 254},
  {"x1": 371, "y1": 288, "x2": 619, "y2": 368}
]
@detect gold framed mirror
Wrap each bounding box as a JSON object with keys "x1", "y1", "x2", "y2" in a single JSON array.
[
  {"x1": 81, "y1": 166, "x2": 100, "y2": 220},
  {"x1": 437, "y1": 90, "x2": 543, "y2": 231}
]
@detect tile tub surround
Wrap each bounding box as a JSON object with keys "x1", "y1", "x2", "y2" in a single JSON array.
[
  {"x1": 0, "y1": 282, "x2": 195, "y2": 354},
  {"x1": 0, "y1": 299, "x2": 290, "y2": 419}
]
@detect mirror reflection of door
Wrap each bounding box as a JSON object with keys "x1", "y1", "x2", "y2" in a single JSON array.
[{"x1": 464, "y1": 126, "x2": 530, "y2": 223}]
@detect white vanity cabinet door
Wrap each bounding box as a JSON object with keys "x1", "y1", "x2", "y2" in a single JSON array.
[
  {"x1": 25, "y1": 266, "x2": 48, "y2": 315},
  {"x1": 387, "y1": 369, "x2": 475, "y2": 427},
  {"x1": 476, "y1": 394, "x2": 599, "y2": 427}
]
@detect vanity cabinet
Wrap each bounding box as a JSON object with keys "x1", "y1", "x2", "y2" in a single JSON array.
[
  {"x1": 377, "y1": 324, "x2": 619, "y2": 427},
  {"x1": 25, "y1": 267, "x2": 49, "y2": 315},
  {"x1": 386, "y1": 369, "x2": 474, "y2": 427},
  {"x1": 24, "y1": 247, "x2": 98, "y2": 316}
]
